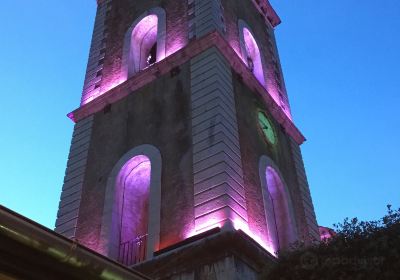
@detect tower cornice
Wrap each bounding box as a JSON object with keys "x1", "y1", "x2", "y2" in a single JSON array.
[
  {"x1": 95, "y1": 0, "x2": 280, "y2": 27},
  {"x1": 252, "y1": 0, "x2": 281, "y2": 27},
  {"x1": 67, "y1": 32, "x2": 305, "y2": 145}
]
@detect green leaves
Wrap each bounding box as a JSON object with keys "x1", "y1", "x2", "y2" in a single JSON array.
[{"x1": 261, "y1": 206, "x2": 400, "y2": 280}]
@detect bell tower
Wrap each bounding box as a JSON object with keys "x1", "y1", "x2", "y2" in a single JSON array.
[{"x1": 55, "y1": 0, "x2": 320, "y2": 278}]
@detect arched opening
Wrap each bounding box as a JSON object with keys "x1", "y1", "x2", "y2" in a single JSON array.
[
  {"x1": 265, "y1": 166, "x2": 290, "y2": 252},
  {"x1": 117, "y1": 155, "x2": 151, "y2": 265},
  {"x1": 99, "y1": 145, "x2": 161, "y2": 266},
  {"x1": 147, "y1": 42, "x2": 158, "y2": 65},
  {"x1": 130, "y1": 15, "x2": 158, "y2": 73},
  {"x1": 259, "y1": 156, "x2": 297, "y2": 254},
  {"x1": 121, "y1": 8, "x2": 167, "y2": 80},
  {"x1": 239, "y1": 24, "x2": 265, "y2": 87}
]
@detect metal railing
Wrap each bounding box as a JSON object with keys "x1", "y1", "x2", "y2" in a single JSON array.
[{"x1": 118, "y1": 234, "x2": 148, "y2": 266}]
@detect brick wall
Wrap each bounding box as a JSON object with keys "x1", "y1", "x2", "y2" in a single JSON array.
[
  {"x1": 222, "y1": 0, "x2": 291, "y2": 116},
  {"x1": 81, "y1": 0, "x2": 188, "y2": 105}
]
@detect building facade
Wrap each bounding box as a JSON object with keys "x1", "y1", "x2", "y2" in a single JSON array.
[{"x1": 55, "y1": 0, "x2": 319, "y2": 278}]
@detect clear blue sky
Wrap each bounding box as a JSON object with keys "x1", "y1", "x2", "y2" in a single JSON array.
[{"x1": 0, "y1": 0, "x2": 399, "y2": 230}]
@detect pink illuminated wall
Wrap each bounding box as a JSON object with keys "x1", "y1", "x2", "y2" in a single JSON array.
[
  {"x1": 81, "y1": 7, "x2": 181, "y2": 106},
  {"x1": 185, "y1": 208, "x2": 277, "y2": 257},
  {"x1": 235, "y1": 20, "x2": 293, "y2": 121}
]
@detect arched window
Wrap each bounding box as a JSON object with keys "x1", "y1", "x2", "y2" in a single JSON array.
[
  {"x1": 238, "y1": 20, "x2": 266, "y2": 87},
  {"x1": 118, "y1": 155, "x2": 151, "y2": 265},
  {"x1": 259, "y1": 156, "x2": 297, "y2": 253},
  {"x1": 131, "y1": 15, "x2": 158, "y2": 72},
  {"x1": 100, "y1": 145, "x2": 162, "y2": 266},
  {"x1": 122, "y1": 8, "x2": 166, "y2": 80}
]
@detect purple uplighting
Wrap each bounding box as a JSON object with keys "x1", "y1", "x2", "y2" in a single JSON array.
[
  {"x1": 243, "y1": 28, "x2": 265, "y2": 88},
  {"x1": 117, "y1": 155, "x2": 151, "y2": 245},
  {"x1": 130, "y1": 15, "x2": 159, "y2": 74},
  {"x1": 265, "y1": 166, "x2": 296, "y2": 252}
]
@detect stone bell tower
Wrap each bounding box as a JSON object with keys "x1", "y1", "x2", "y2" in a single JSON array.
[{"x1": 55, "y1": 0, "x2": 320, "y2": 278}]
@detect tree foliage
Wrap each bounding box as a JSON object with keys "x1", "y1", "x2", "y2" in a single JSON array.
[{"x1": 261, "y1": 206, "x2": 400, "y2": 280}]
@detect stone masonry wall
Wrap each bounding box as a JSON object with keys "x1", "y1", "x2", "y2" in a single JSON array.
[
  {"x1": 222, "y1": 0, "x2": 291, "y2": 114},
  {"x1": 81, "y1": 0, "x2": 188, "y2": 105},
  {"x1": 75, "y1": 62, "x2": 194, "y2": 252},
  {"x1": 233, "y1": 75, "x2": 319, "y2": 245}
]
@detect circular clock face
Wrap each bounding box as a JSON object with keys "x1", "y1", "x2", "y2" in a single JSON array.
[{"x1": 258, "y1": 111, "x2": 276, "y2": 145}]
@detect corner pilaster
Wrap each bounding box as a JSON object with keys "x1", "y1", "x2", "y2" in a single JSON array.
[
  {"x1": 81, "y1": 0, "x2": 113, "y2": 105},
  {"x1": 190, "y1": 47, "x2": 248, "y2": 233},
  {"x1": 55, "y1": 116, "x2": 94, "y2": 238},
  {"x1": 289, "y1": 138, "x2": 320, "y2": 243}
]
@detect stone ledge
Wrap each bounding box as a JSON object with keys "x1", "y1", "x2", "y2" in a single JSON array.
[
  {"x1": 250, "y1": 0, "x2": 281, "y2": 27},
  {"x1": 68, "y1": 31, "x2": 305, "y2": 145},
  {"x1": 95, "y1": 0, "x2": 281, "y2": 28},
  {"x1": 135, "y1": 228, "x2": 276, "y2": 279}
]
